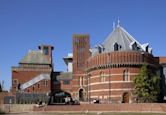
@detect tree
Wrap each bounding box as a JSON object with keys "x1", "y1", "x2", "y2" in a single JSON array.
[{"x1": 134, "y1": 65, "x2": 160, "y2": 103}]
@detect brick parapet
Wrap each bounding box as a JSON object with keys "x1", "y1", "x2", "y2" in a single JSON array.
[{"x1": 87, "y1": 51, "x2": 158, "y2": 72}]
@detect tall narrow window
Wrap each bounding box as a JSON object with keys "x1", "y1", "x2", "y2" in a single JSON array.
[
  {"x1": 46, "y1": 80, "x2": 48, "y2": 86},
  {"x1": 37, "y1": 83, "x2": 40, "y2": 88},
  {"x1": 114, "y1": 43, "x2": 119, "y2": 51},
  {"x1": 44, "y1": 80, "x2": 48, "y2": 86},
  {"x1": 100, "y1": 72, "x2": 105, "y2": 82},
  {"x1": 79, "y1": 77, "x2": 82, "y2": 86},
  {"x1": 132, "y1": 42, "x2": 137, "y2": 51},
  {"x1": 32, "y1": 86, "x2": 35, "y2": 92},
  {"x1": 145, "y1": 46, "x2": 149, "y2": 52},
  {"x1": 123, "y1": 69, "x2": 129, "y2": 81},
  {"x1": 43, "y1": 46, "x2": 49, "y2": 55}
]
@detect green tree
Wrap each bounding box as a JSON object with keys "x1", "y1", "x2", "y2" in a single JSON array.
[{"x1": 134, "y1": 65, "x2": 160, "y2": 103}]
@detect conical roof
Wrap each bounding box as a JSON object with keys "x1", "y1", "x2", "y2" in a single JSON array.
[
  {"x1": 90, "y1": 24, "x2": 152, "y2": 56},
  {"x1": 103, "y1": 25, "x2": 143, "y2": 52}
]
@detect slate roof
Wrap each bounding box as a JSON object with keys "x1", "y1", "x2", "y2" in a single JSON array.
[
  {"x1": 103, "y1": 26, "x2": 143, "y2": 52},
  {"x1": 19, "y1": 50, "x2": 50, "y2": 64},
  {"x1": 90, "y1": 24, "x2": 152, "y2": 56}
]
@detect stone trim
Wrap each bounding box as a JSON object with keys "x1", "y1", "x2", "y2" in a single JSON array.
[{"x1": 88, "y1": 88, "x2": 133, "y2": 92}]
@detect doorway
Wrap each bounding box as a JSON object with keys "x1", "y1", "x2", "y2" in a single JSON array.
[
  {"x1": 79, "y1": 88, "x2": 84, "y2": 101},
  {"x1": 122, "y1": 92, "x2": 129, "y2": 103}
]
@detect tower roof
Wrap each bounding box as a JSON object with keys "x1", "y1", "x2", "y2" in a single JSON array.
[
  {"x1": 90, "y1": 23, "x2": 152, "y2": 56},
  {"x1": 103, "y1": 25, "x2": 143, "y2": 52}
]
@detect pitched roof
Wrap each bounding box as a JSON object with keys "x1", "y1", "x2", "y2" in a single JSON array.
[
  {"x1": 103, "y1": 26, "x2": 143, "y2": 52},
  {"x1": 20, "y1": 50, "x2": 50, "y2": 64}
]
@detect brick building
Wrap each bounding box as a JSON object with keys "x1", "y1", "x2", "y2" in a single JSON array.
[
  {"x1": 12, "y1": 45, "x2": 53, "y2": 95},
  {"x1": 69, "y1": 23, "x2": 166, "y2": 103},
  {"x1": 11, "y1": 23, "x2": 166, "y2": 104}
]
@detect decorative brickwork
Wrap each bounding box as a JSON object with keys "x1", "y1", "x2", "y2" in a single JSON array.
[{"x1": 72, "y1": 34, "x2": 90, "y2": 100}]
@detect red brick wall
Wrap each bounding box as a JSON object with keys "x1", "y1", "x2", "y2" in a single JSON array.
[
  {"x1": 72, "y1": 34, "x2": 90, "y2": 99},
  {"x1": 159, "y1": 57, "x2": 166, "y2": 64},
  {"x1": 12, "y1": 70, "x2": 51, "y2": 93},
  {"x1": 86, "y1": 67, "x2": 141, "y2": 102},
  {"x1": 87, "y1": 51, "x2": 158, "y2": 69},
  {"x1": 84, "y1": 51, "x2": 159, "y2": 103}
]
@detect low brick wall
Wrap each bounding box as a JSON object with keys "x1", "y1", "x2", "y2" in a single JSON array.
[
  {"x1": 0, "y1": 104, "x2": 34, "y2": 113},
  {"x1": 34, "y1": 103, "x2": 166, "y2": 113}
]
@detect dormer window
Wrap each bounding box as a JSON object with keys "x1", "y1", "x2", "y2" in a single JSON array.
[
  {"x1": 145, "y1": 46, "x2": 149, "y2": 52},
  {"x1": 114, "y1": 42, "x2": 119, "y2": 51},
  {"x1": 132, "y1": 42, "x2": 137, "y2": 51},
  {"x1": 43, "y1": 46, "x2": 49, "y2": 55},
  {"x1": 98, "y1": 47, "x2": 102, "y2": 53}
]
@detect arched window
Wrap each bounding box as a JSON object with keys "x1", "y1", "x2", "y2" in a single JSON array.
[
  {"x1": 114, "y1": 43, "x2": 119, "y2": 51},
  {"x1": 123, "y1": 69, "x2": 129, "y2": 81},
  {"x1": 79, "y1": 76, "x2": 84, "y2": 86}
]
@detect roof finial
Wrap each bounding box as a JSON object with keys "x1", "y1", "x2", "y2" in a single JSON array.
[
  {"x1": 113, "y1": 21, "x2": 115, "y2": 30},
  {"x1": 117, "y1": 18, "x2": 120, "y2": 27}
]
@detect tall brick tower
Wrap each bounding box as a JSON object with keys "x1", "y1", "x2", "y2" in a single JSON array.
[{"x1": 72, "y1": 34, "x2": 90, "y2": 101}]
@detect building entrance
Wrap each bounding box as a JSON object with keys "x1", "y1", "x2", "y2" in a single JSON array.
[
  {"x1": 79, "y1": 88, "x2": 84, "y2": 101},
  {"x1": 122, "y1": 92, "x2": 129, "y2": 103}
]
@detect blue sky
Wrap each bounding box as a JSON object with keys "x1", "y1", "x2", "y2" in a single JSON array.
[{"x1": 0, "y1": 0, "x2": 166, "y2": 90}]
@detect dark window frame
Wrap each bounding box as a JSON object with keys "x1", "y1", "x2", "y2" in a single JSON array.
[{"x1": 63, "y1": 80, "x2": 70, "y2": 85}]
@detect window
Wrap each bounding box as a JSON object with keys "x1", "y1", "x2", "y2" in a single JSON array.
[
  {"x1": 32, "y1": 86, "x2": 35, "y2": 92},
  {"x1": 53, "y1": 80, "x2": 59, "y2": 85},
  {"x1": 43, "y1": 80, "x2": 48, "y2": 86},
  {"x1": 43, "y1": 46, "x2": 49, "y2": 55},
  {"x1": 132, "y1": 42, "x2": 137, "y2": 51},
  {"x1": 114, "y1": 43, "x2": 119, "y2": 51},
  {"x1": 63, "y1": 80, "x2": 70, "y2": 85},
  {"x1": 145, "y1": 46, "x2": 149, "y2": 52},
  {"x1": 17, "y1": 83, "x2": 21, "y2": 90},
  {"x1": 123, "y1": 69, "x2": 129, "y2": 81},
  {"x1": 79, "y1": 77, "x2": 84, "y2": 86},
  {"x1": 13, "y1": 79, "x2": 18, "y2": 84},
  {"x1": 100, "y1": 72, "x2": 105, "y2": 82},
  {"x1": 98, "y1": 47, "x2": 102, "y2": 53},
  {"x1": 79, "y1": 77, "x2": 82, "y2": 86},
  {"x1": 37, "y1": 84, "x2": 40, "y2": 88}
]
